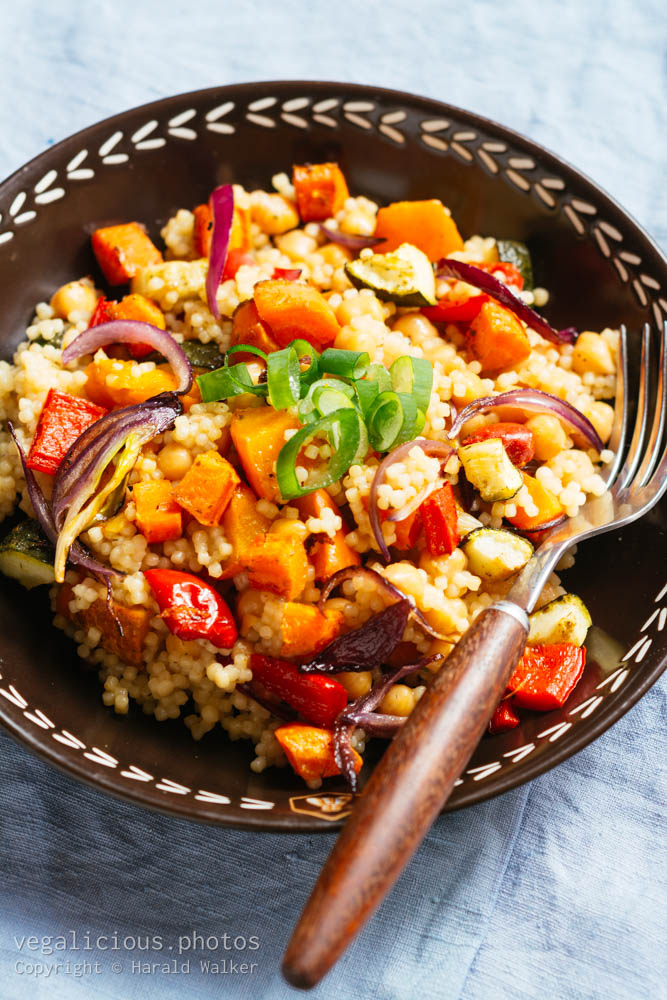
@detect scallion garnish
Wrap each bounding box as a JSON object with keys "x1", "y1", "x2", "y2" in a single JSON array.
[
  {"x1": 319, "y1": 348, "x2": 370, "y2": 380},
  {"x1": 276, "y1": 409, "x2": 362, "y2": 499},
  {"x1": 267, "y1": 346, "x2": 301, "y2": 410},
  {"x1": 390, "y1": 356, "x2": 433, "y2": 414}
]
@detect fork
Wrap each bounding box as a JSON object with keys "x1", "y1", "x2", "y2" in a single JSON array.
[{"x1": 282, "y1": 322, "x2": 667, "y2": 989}]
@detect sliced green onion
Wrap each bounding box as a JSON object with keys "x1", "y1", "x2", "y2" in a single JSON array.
[
  {"x1": 390, "y1": 356, "x2": 433, "y2": 413},
  {"x1": 276, "y1": 409, "x2": 361, "y2": 499},
  {"x1": 267, "y1": 346, "x2": 301, "y2": 410},
  {"x1": 366, "y1": 391, "x2": 420, "y2": 452},
  {"x1": 196, "y1": 344, "x2": 269, "y2": 402},
  {"x1": 367, "y1": 363, "x2": 393, "y2": 393},
  {"x1": 354, "y1": 378, "x2": 380, "y2": 416},
  {"x1": 287, "y1": 339, "x2": 320, "y2": 391},
  {"x1": 319, "y1": 348, "x2": 370, "y2": 380}
]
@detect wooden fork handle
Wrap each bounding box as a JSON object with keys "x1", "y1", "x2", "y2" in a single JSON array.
[{"x1": 282, "y1": 601, "x2": 529, "y2": 989}]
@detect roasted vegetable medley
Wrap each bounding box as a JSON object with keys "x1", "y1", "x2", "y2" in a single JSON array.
[{"x1": 0, "y1": 162, "x2": 618, "y2": 787}]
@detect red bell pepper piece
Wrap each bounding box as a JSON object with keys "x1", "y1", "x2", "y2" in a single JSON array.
[
  {"x1": 26, "y1": 389, "x2": 107, "y2": 476},
  {"x1": 222, "y1": 248, "x2": 255, "y2": 280},
  {"x1": 478, "y1": 260, "x2": 524, "y2": 290},
  {"x1": 422, "y1": 293, "x2": 488, "y2": 324},
  {"x1": 249, "y1": 654, "x2": 348, "y2": 729},
  {"x1": 271, "y1": 267, "x2": 302, "y2": 281},
  {"x1": 420, "y1": 482, "x2": 460, "y2": 556},
  {"x1": 488, "y1": 699, "x2": 520, "y2": 734},
  {"x1": 88, "y1": 295, "x2": 115, "y2": 328},
  {"x1": 462, "y1": 422, "x2": 535, "y2": 468},
  {"x1": 144, "y1": 568, "x2": 238, "y2": 649},
  {"x1": 508, "y1": 643, "x2": 586, "y2": 710}
]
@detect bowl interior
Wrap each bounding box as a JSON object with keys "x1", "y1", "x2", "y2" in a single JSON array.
[{"x1": 0, "y1": 81, "x2": 665, "y2": 829}]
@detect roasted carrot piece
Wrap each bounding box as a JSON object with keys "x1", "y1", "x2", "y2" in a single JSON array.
[
  {"x1": 84, "y1": 357, "x2": 178, "y2": 409},
  {"x1": 294, "y1": 489, "x2": 360, "y2": 580},
  {"x1": 374, "y1": 199, "x2": 464, "y2": 260},
  {"x1": 274, "y1": 723, "x2": 362, "y2": 783},
  {"x1": 174, "y1": 450, "x2": 240, "y2": 526},
  {"x1": 292, "y1": 163, "x2": 350, "y2": 222},
  {"x1": 218, "y1": 484, "x2": 272, "y2": 579},
  {"x1": 253, "y1": 279, "x2": 340, "y2": 350},
  {"x1": 230, "y1": 406, "x2": 300, "y2": 501},
  {"x1": 133, "y1": 480, "x2": 182, "y2": 543},
  {"x1": 193, "y1": 202, "x2": 253, "y2": 258},
  {"x1": 91, "y1": 222, "x2": 163, "y2": 285},
  {"x1": 231, "y1": 299, "x2": 279, "y2": 359},
  {"x1": 244, "y1": 533, "x2": 309, "y2": 600},
  {"x1": 279, "y1": 602, "x2": 345, "y2": 658},
  {"x1": 468, "y1": 300, "x2": 531, "y2": 373},
  {"x1": 508, "y1": 472, "x2": 564, "y2": 532},
  {"x1": 56, "y1": 582, "x2": 150, "y2": 668}
]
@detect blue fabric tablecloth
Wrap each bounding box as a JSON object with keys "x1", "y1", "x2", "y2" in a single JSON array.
[{"x1": 0, "y1": 2, "x2": 665, "y2": 997}]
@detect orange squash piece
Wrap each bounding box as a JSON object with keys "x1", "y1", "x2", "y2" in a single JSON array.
[
  {"x1": 230, "y1": 406, "x2": 300, "y2": 501},
  {"x1": 91, "y1": 222, "x2": 163, "y2": 285},
  {"x1": 133, "y1": 480, "x2": 182, "y2": 543},
  {"x1": 274, "y1": 723, "x2": 362, "y2": 783},
  {"x1": 279, "y1": 602, "x2": 344, "y2": 658},
  {"x1": 292, "y1": 163, "x2": 350, "y2": 222},
  {"x1": 507, "y1": 472, "x2": 565, "y2": 532},
  {"x1": 56, "y1": 583, "x2": 150, "y2": 668},
  {"x1": 174, "y1": 450, "x2": 240, "y2": 526},
  {"x1": 218, "y1": 484, "x2": 272, "y2": 579},
  {"x1": 468, "y1": 300, "x2": 531, "y2": 373},
  {"x1": 110, "y1": 293, "x2": 166, "y2": 329},
  {"x1": 231, "y1": 299, "x2": 279, "y2": 359},
  {"x1": 295, "y1": 489, "x2": 361, "y2": 580},
  {"x1": 84, "y1": 357, "x2": 178, "y2": 409},
  {"x1": 374, "y1": 199, "x2": 464, "y2": 261},
  {"x1": 253, "y1": 279, "x2": 340, "y2": 350},
  {"x1": 193, "y1": 201, "x2": 252, "y2": 258},
  {"x1": 244, "y1": 533, "x2": 309, "y2": 600}
]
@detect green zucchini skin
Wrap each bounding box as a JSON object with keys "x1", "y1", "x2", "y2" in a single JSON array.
[
  {"x1": 458, "y1": 438, "x2": 523, "y2": 503},
  {"x1": 345, "y1": 243, "x2": 437, "y2": 307},
  {"x1": 146, "y1": 340, "x2": 224, "y2": 370},
  {"x1": 0, "y1": 519, "x2": 56, "y2": 589},
  {"x1": 496, "y1": 239, "x2": 534, "y2": 291}
]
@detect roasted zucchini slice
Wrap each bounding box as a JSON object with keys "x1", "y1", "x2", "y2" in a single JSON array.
[
  {"x1": 528, "y1": 593, "x2": 591, "y2": 647},
  {"x1": 458, "y1": 438, "x2": 523, "y2": 503},
  {"x1": 461, "y1": 527, "x2": 533, "y2": 581},
  {"x1": 0, "y1": 519, "x2": 55, "y2": 589},
  {"x1": 496, "y1": 239, "x2": 534, "y2": 290},
  {"x1": 345, "y1": 242, "x2": 436, "y2": 307}
]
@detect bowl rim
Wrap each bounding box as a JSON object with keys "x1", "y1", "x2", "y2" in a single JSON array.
[{"x1": 0, "y1": 79, "x2": 665, "y2": 831}]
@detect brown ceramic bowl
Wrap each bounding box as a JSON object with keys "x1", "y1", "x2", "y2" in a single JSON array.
[{"x1": 0, "y1": 82, "x2": 665, "y2": 830}]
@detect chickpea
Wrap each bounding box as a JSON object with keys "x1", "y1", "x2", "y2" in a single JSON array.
[
  {"x1": 379, "y1": 683, "x2": 416, "y2": 717},
  {"x1": 319, "y1": 242, "x2": 353, "y2": 269},
  {"x1": 585, "y1": 400, "x2": 615, "y2": 444},
  {"x1": 157, "y1": 444, "x2": 193, "y2": 480},
  {"x1": 572, "y1": 331, "x2": 615, "y2": 376},
  {"x1": 275, "y1": 229, "x2": 318, "y2": 262},
  {"x1": 526, "y1": 414, "x2": 570, "y2": 461},
  {"x1": 335, "y1": 290, "x2": 385, "y2": 325},
  {"x1": 50, "y1": 280, "x2": 98, "y2": 319},
  {"x1": 391, "y1": 312, "x2": 439, "y2": 342},
  {"x1": 250, "y1": 191, "x2": 299, "y2": 235},
  {"x1": 337, "y1": 670, "x2": 373, "y2": 699}
]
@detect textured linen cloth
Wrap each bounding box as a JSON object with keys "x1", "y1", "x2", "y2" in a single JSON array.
[{"x1": 0, "y1": 1, "x2": 665, "y2": 997}]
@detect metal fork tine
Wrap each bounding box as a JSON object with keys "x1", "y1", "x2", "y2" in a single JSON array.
[
  {"x1": 635, "y1": 319, "x2": 666, "y2": 487},
  {"x1": 615, "y1": 322, "x2": 651, "y2": 492},
  {"x1": 603, "y1": 323, "x2": 628, "y2": 486}
]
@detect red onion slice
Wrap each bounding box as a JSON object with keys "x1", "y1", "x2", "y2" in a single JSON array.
[
  {"x1": 206, "y1": 184, "x2": 235, "y2": 319},
  {"x1": 369, "y1": 438, "x2": 454, "y2": 561},
  {"x1": 62, "y1": 320, "x2": 193, "y2": 395},
  {"x1": 448, "y1": 388, "x2": 603, "y2": 452},
  {"x1": 334, "y1": 653, "x2": 444, "y2": 788},
  {"x1": 436, "y1": 258, "x2": 577, "y2": 345},
  {"x1": 300, "y1": 599, "x2": 411, "y2": 674},
  {"x1": 319, "y1": 565, "x2": 450, "y2": 641},
  {"x1": 319, "y1": 225, "x2": 384, "y2": 251}
]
